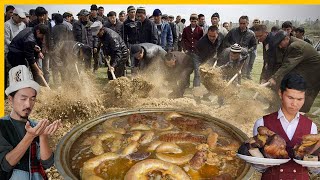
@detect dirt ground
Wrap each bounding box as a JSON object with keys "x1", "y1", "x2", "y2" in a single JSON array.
[{"x1": 4, "y1": 49, "x2": 320, "y2": 180}]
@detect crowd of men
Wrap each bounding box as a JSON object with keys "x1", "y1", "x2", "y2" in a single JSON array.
[{"x1": 4, "y1": 4, "x2": 320, "y2": 112}]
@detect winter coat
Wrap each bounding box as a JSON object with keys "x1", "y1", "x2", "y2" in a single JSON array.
[
  {"x1": 100, "y1": 28, "x2": 128, "y2": 67},
  {"x1": 137, "y1": 18, "x2": 158, "y2": 44}
]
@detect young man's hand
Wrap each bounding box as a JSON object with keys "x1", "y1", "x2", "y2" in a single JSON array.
[
  {"x1": 41, "y1": 120, "x2": 62, "y2": 136},
  {"x1": 25, "y1": 119, "x2": 49, "y2": 138}
]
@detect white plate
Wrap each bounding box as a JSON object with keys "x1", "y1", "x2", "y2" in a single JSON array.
[
  {"x1": 237, "y1": 153, "x2": 291, "y2": 166},
  {"x1": 293, "y1": 159, "x2": 320, "y2": 167}
]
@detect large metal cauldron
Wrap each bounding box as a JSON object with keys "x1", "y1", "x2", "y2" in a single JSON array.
[{"x1": 55, "y1": 108, "x2": 254, "y2": 180}]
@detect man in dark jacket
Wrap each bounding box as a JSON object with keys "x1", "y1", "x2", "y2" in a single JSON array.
[
  {"x1": 168, "y1": 15, "x2": 178, "y2": 51},
  {"x1": 51, "y1": 14, "x2": 72, "y2": 86},
  {"x1": 104, "y1": 11, "x2": 123, "y2": 37},
  {"x1": 163, "y1": 51, "x2": 193, "y2": 98},
  {"x1": 28, "y1": 6, "x2": 53, "y2": 83},
  {"x1": 196, "y1": 25, "x2": 224, "y2": 65},
  {"x1": 123, "y1": 6, "x2": 138, "y2": 67},
  {"x1": 130, "y1": 43, "x2": 166, "y2": 74},
  {"x1": 294, "y1": 27, "x2": 312, "y2": 45},
  {"x1": 136, "y1": 7, "x2": 158, "y2": 44},
  {"x1": 268, "y1": 30, "x2": 320, "y2": 113},
  {"x1": 51, "y1": 41, "x2": 92, "y2": 83},
  {"x1": 73, "y1": 9, "x2": 98, "y2": 70},
  {"x1": 123, "y1": 6, "x2": 138, "y2": 47},
  {"x1": 7, "y1": 24, "x2": 48, "y2": 86},
  {"x1": 89, "y1": 4, "x2": 104, "y2": 24},
  {"x1": 98, "y1": 6, "x2": 108, "y2": 22},
  {"x1": 223, "y1": 15, "x2": 257, "y2": 79},
  {"x1": 92, "y1": 22, "x2": 129, "y2": 80},
  {"x1": 252, "y1": 24, "x2": 278, "y2": 83}
]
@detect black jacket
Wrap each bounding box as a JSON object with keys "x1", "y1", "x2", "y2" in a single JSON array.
[
  {"x1": 123, "y1": 17, "x2": 138, "y2": 46},
  {"x1": 196, "y1": 32, "x2": 224, "y2": 64},
  {"x1": 8, "y1": 27, "x2": 40, "y2": 66},
  {"x1": 73, "y1": 20, "x2": 97, "y2": 48},
  {"x1": 137, "y1": 18, "x2": 158, "y2": 44},
  {"x1": 223, "y1": 27, "x2": 257, "y2": 52},
  {"x1": 104, "y1": 19, "x2": 124, "y2": 38},
  {"x1": 28, "y1": 19, "x2": 54, "y2": 52},
  {"x1": 100, "y1": 28, "x2": 128, "y2": 67}
]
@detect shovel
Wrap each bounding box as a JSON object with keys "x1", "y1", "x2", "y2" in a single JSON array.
[
  {"x1": 105, "y1": 57, "x2": 116, "y2": 80},
  {"x1": 226, "y1": 61, "x2": 246, "y2": 87},
  {"x1": 74, "y1": 63, "x2": 81, "y2": 80},
  {"x1": 39, "y1": 74, "x2": 51, "y2": 89},
  {"x1": 253, "y1": 82, "x2": 271, "y2": 100}
]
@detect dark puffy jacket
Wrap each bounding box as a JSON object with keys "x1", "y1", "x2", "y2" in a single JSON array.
[
  {"x1": 28, "y1": 19, "x2": 54, "y2": 52},
  {"x1": 137, "y1": 18, "x2": 158, "y2": 44},
  {"x1": 8, "y1": 27, "x2": 39, "y2": 66},
  {"x1": 73, "y1": 20, "x2": 97, "y2": 48},
  {"x1": 196, "y1": 32, "x2": 224, "y2": 64},
  {"x1": 223, "y1": 27, "x2": 257, "y2": 52},
  {"x1": 133, "y1": 43, "x2": 166, "y2": 69},
  {"x1": 100, "y1": 28, "x2": 128, "y2": 67},
  {"x1": 89, "y1": 15, "x2": 104, "y2": 24},
  {"x1": 104, "y1": 19, "x2": 124, "y2": 38},
  {"x1": 123, "y1": 18, "x2": 138, "y2": 46}
]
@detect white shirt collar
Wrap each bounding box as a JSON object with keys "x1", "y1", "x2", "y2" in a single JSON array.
[{"x1": 277, "y1": 108, "x2": 300, "y2": 122}]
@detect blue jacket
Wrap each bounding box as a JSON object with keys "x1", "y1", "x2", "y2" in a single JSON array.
[{"x1": 156, "y1": 21, "x2": 173, "y2": 51}]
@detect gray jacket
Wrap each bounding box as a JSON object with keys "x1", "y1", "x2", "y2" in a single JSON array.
[
  {"x1": 133, "y1": 43, "x2": 166, "y2": 70},
  {"x1": 73, "y1": 20, "x2": 97, "y2": 48}
]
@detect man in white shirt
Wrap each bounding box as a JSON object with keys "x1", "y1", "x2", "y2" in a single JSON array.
[
  {"x1": 252, "y1": 73, "x2": 319, "y2": 179},
  {"x1": 5, "y1": 8, "x2": 26, "y2": 54},
  {"x1": 5, "y1": 8, "x2": 26, "y2": 89}
]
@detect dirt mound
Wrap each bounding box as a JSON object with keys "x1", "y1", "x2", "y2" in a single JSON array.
[
  {"x1": 103, "y1": 76, "x2": 154, "y2": 107},
  {"x1": 199, "y1": 64, "x2": 236, "y2": 98}
]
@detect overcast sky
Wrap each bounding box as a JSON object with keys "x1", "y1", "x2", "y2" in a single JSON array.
[{"x1": 10, "y1": 4, "x2": 320, "y2": 24}]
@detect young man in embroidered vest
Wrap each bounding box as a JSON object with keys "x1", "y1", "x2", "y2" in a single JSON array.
[
  {"x1": 252, "y1": 73, "x2": 319, "y2": 179},
  {"x1": 0, "y1": 65, "x2": 61, "y2": 179}
]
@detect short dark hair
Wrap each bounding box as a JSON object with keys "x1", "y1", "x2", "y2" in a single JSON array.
[
  {"x1": 280, "y1": 73, "x2": 307, "y2": 93},
  {"x1": 252, "y1": 24, "x2": 268, "y2": 32},
  {"x1": 223, "y1": 22, "x2": 229, "y2": 26},
  {"x1": 181, "y1": 19, "x2": 186, "y2": 24},
  {"x1": 35, "y1": 6, "x2": 48, "y2": 17},
  {"x1": 239, "y1": 15, "x2": 249, "y2": 22},
  {"x1": 107, "y1": 11, "x2": 117, "y2": 17},
  {"x1": 198, "y1": 14, "x2": 205, "y2": 19},
  {"x1": 295, "y1": 27, "x2": 305, "y2": 34},
  {"x1": 34, "y1": 24, "x2": 49, "y2": 35},
  {"x1": 208, "y1": 25, "x2": 219, "y2": 32},
  {"x1": 119, "y1": 11, "x2": 125, "y2": 16},
  {"x1": 271, "y1": 25, "x2": 280, "y2": 32},
  {"x1": 165, "y1": 52, "x2": 175, "y2": 61},
  {"x1": 6, "y1": 5, "x2": 15, "y2": 12},
  {"x1": 29, "y1": 9, "x2": 36, "y2": 16},
  {"x1": 98, "y1": 6, "x2": 104, "y2": 10},
  {"x1": 281, "y1": 21, "x2": 292, "y2": 29},
  {"x1": 54, "y1": 14, "x2": 63, "y2": 24}
]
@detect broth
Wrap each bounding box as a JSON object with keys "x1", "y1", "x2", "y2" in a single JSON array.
[{"x1": 69, "y1": 112, "x2": 245, "y2": 179}]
